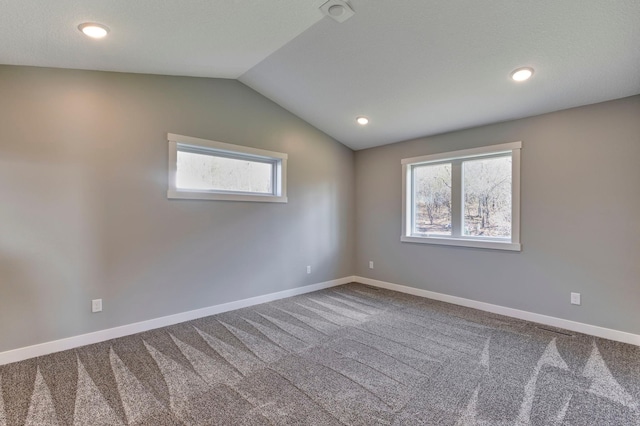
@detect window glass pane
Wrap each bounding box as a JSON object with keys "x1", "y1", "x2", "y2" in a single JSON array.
[
  {"x1": 463, "y1": 156, "x2": 512, "y2": 238},
  {"x1": 176, "y1": 150, "x2": 273, "y2": 194},
  {"x1": 413, "y1": 163, "x2": 452, "y2": 236}
]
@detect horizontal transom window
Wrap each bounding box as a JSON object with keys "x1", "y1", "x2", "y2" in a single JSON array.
[
  {"x1": 167, "y1": 134, "x2": 287, "y2": 203},
  {"x1": 401, "y1": 142, "x2": 521, "y2": 251}
]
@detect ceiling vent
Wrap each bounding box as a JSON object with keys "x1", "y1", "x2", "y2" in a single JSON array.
[{"x1": 320, "y1": 0, "x2": 355, "y2": 23}]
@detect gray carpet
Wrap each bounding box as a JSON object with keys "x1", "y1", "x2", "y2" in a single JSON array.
[{"x1": 1, "y1": 283, "x2": 639, "y2": 425}]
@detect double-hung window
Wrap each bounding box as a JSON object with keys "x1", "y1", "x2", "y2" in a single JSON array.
[
  {"x1": 167, "y1": 133, "x2": 287, "y2": 203},
  {"x1": 402, "y1": 142, "x2": 521, "y2": 251}
]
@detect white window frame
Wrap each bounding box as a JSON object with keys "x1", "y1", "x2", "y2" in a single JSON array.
[
  {"x1": 167, "y1": 133, "x2": 288, "y2": 203},
  {"x1": 401, "y1": 141, "x2": 521, "y2": 251}
]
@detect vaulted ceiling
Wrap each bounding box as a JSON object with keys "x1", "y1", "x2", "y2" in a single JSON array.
[{"x1": 2, "y1": 0, "x2": 639, "y2": 150}]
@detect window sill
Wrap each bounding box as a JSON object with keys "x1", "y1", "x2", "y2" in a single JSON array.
[
  {"x1": 167, "y1": 190, "x2": 287, "y2": 203},
  {"x1": 401, "y1": 235, "x2": 521, "y2": 251}
]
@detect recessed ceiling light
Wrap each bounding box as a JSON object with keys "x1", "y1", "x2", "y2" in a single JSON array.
[
  {"x1": 356, "y1": 116, "x2": 369, "y2": 125},
  {"x1": 78, "y1": 23, "x2": 110, "y2": 39},
  {"x1": 511, "y1": 67, "x2": 534, "y2": 82}
]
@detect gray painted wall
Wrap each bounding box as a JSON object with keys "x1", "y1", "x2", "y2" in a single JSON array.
[
  {"x1": 1, "y1": 64, "x2": 638, "y2": 355},
  {"x1": 0, "y1": 65, "x2": 355, "y2": 353},
  {"x1": 355, "y1": 95, "x2": 640, "y2": 335}
]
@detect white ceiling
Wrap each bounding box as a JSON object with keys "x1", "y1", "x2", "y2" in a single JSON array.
[
  {"x1": 2, "y1": 1, "x2": 639, "y2": 150},
  {"x1": 0, "y1": 0, "x2": 326, "y2": 78}
]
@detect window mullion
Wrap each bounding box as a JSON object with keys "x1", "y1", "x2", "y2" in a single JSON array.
[
  {"x1": 451, "y1": 160, "x2": 462, "y2": 238},
  {"x1": 511, "y1": 148, "x2": 521, "y2": 244}
]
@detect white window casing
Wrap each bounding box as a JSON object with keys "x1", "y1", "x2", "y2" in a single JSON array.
[
  {"x1": 401, "y1": 141, "x2": 521, "y2": 251},
  {"x1": 167, "y1": 133, "x2": 288, "y2": 203}
]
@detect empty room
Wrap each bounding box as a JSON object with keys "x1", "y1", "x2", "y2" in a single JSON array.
[{"x1": 1, "y1": 1, "x2": 639, "y2": 425}]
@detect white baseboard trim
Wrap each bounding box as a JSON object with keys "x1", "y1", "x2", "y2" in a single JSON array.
[
  {"x1": 354, "y1": 276, "x2": 640, "y2": 347},
  {"x1": 5, "y1": 274, "x2": 634, "y2": 365},
  {"x1": 0, "y1": 276, "x2": 354, "y2": 366}
]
